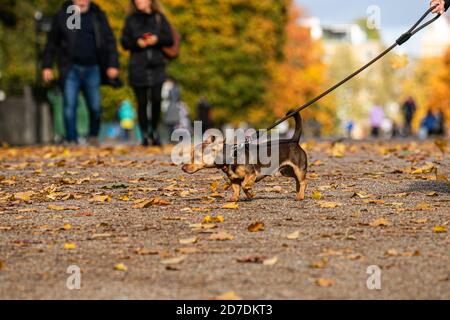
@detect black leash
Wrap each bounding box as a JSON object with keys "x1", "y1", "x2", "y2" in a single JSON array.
[{"x1": 257, "y1": 5, "x2": 443, "y2": 137}]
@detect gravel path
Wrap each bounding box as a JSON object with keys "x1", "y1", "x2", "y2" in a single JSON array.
[{"x1": 0, "y1": 140, "x2": 449, "y2": 300}]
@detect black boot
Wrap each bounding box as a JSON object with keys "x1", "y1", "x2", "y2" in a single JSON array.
[
  {"x1": 142, "y1": 136, "x2": 150, "y2": 147},
  {"x1": 150, "y1": 132, "x2": 161, "y2": 146}
]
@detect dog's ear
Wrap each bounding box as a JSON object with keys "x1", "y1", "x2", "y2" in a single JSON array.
[
  {"x1": 204, "y1": 135, "x2": 216, "y2": 144},
  {"x1": 205, "y1": 134, "x2": 225, "y2": 145}
]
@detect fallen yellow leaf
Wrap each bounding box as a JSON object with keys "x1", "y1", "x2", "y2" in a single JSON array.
[
  {"x1": 310, "y1": 258, "x2": 328, "y2": 269},
  {"x1": 286, "y1": 230, "x2": 300, "y2": 240},
  {"x1": 319, "y1": 201, "x2": 342, "y2": 208},
  {"x1": 63, "y1": 243, "x2": 77, "y2": 250},
  {"x1": 312, "y1": 190, "x2": 322, "y2": 200},
  {"x1": 412, "y1": 162, "x2": 436, "y2": 174},
  {"x1": 316, "y1": 278, "x2": 335, "y2": 287},
  {"x1": 433, "y1": 226, "x2": 447, "y2": 233},
  {"x1": 263, "y1": 256, "x2": 278, "y2": 266},
  {"x1": 48, "y1": 204, "x2": 65, "y2": 211},
  {"x1": 17, "y1": 208, "x2": 38, "y2": 213},
  {"x1": 331, "y1": 142, "x2": 346, "y2": 158},
  {"x1": 247, "y1": 222, "x2": 265, "y2": 232},
  {"x1": 210, "y1": 181, "x2": 220, "y2": 192},
  {"x1": 90, "y1": 195, "x2": 112, "y2": 203},
  {"x1": 14, "y1": 191, "x2": 34, "y2": 202},
  {"x1": 118, "y1": 195, "x2": 130, "y2": 201},
  {"x1": 370, "y1": 218, "x2": 391, "y2": 227},
  {"x1": 222, "y1": 202, "x2": 239, "y2": 210},
  {"x1": 133, "y1": 198, "x2": 171, "y2": 208},
  {"x1": 203, "y1": 215, "x2": 224, "y2": 223},
  {"x1": 114, "y1": 263, "x2": 128, "y2": 272},
  {"x1": 160, "y1": 256, "x2": 186, "y2": 265},
  {"x1": 179, "y1": 237, "x2": 198, "y2": 245},
  {"x1": 434, "y1": 138, "x2": 447, "y2": 154},
  {"x1": 215, "y1": 291, "x2": 241, "y2": 300}
]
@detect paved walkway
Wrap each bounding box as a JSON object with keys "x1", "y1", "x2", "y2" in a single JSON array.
[{"x1": 0, "y1": 140, "x2": 449, "y2": 299}]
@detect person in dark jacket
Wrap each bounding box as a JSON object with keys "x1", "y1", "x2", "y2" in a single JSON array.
[
  {"x1": 420, "y1": 109, "x2": 437, "y2": 136},
  {"x1": 402, "y1": 96, "x2": 417, "y2": 136},
  {"x1": 121, "y1": 0, "x2": 174, "y2": 146},
  {"x1": 431, "y1": 0, "x2": 450, "y2": 14},
  {"x1": 434, "y1": 109, "x2": 446, "y2": 136},
  {"x1": 42, "y1": 0, "x2": 120, "y2": 145},
  {"x1": 197, "y1": 96, "x2": 213, "y2": 134}
]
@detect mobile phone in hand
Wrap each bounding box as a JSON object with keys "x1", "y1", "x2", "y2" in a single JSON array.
[{"x1": 143, "y1": 33, "x2": 153, "y2": 40}]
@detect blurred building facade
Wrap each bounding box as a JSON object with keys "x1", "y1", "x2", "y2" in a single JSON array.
[{"x1": 301, "y1": 17, "x2": 383, "y2": 63}]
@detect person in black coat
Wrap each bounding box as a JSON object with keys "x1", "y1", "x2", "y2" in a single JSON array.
[
  {"x1": 121, "y1": 0, "x2": 174, "y2": 146},
  {"x1": 42, "y1": 0, "x2": 120, "y2": 145},
  {"x1": 402, "y1": 96, "x2": 417, "y2": 136}
]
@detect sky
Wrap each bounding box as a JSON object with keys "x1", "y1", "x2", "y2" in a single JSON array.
[{"x1": 297, "y1": 0, "x2": 440, "y2": 56}]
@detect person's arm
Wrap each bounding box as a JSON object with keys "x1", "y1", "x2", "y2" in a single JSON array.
[
  {"x1": 42, "y1": 13, "x2": 61, "y2": 82},
  {"x1": 121, "y1": 16, "x2": 142, "y2": 51},
  {"x1": 99, "y1": 11, "x2": 119, "y2": 78},
  {"x1": 156, "y1": 14, "x2": 174, "y2": 47}
]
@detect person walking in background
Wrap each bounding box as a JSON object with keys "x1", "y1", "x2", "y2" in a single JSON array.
[
  {"x1": 197, "y1": 96, "x2": 212, "y2": 134},
  {"x1": 420, "y1": 109, "x2": 437, "y2": 138},
  {"x1": 121, "y1": 0, "x2": 174, "y2": 146},
  {"x1": 435, "y1": 109, "x2": 446, "y2": 136},
  {"x1": 162, "y1": 76, "x2": 181, "y2": 138},
  {"x1": 42, "y1": 0, "x2": 120, "y2": 146},
  {"x1": 117, "y1": 99, "x2": 137, "y2": 141},
  {"x1": 402, "y1": 96, "x2": 417, "y2": 136},
  {"x1": 345, "y1": 120, "x2": 355, "y2": 139},
  {"x1": 369, "y1": 105, "x2": 385, "y2": 138}
]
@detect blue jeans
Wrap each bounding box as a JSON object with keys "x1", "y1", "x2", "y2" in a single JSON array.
[{"x1": 63, "y1": 64, "x2": 101, "y2": 142}]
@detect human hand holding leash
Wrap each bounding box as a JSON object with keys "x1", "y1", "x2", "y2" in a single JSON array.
[{"x1": 431, "y1": 0, "x2": 448, "y2": 14}]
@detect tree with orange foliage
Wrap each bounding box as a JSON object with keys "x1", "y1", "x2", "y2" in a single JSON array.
[
  {"x1": 402, "y1": 46, "x2": 450, "y2": 132},
  {"x1": 427, "y1": 47, "x2": 450, "y2": 129}
]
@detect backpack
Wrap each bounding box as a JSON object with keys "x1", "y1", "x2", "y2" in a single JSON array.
[{"x1": 156, "y1": 14, "x2": 180, "y2": 60}]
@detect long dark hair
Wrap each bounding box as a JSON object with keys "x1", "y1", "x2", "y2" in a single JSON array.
[{"x1": 130, "y1": 0, "x2": 162, "y2": 13}]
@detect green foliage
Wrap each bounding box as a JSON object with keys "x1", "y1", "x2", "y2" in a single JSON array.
[
  {"x1": 100, "y1": 85, "x2": 136, "y2": 121},
  {"x1": 0, "y1": 0, "x2": 61, "y2": 95}
]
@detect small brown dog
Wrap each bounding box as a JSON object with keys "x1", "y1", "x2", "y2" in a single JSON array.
[{"x1": 182, "y1": 111, "x2": 307, "y2": 202}]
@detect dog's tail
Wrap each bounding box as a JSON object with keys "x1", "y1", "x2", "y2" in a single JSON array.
[{"x1": 287, "y1": 110, "x2": 303, "y2": 142}]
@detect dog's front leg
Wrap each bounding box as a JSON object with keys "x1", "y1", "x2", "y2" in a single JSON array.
[
  {"x1": 230, "y1": 183, "x2": 241, "y2": 202},
  {"x1": 242, "y1": 174, "x2": 257, "y2": 199}
]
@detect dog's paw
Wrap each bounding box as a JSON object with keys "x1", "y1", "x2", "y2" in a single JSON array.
[{"x1": 244, "y1": 189, "x2": 255, "y2": 199}]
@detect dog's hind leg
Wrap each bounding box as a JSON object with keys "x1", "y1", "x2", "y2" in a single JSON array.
[
  {"x1": 292, "y1": 165, "x2": 307, "y2": 201},
  {"x1": 230, "y1": 182, "x2": 241, "y2": 202}
]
